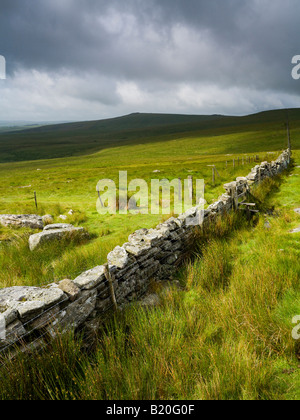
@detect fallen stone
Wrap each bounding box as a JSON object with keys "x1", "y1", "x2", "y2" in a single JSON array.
[
  {"x1": 290, "y1": 227, "x2": 300, "y2": 234},
  {"x1": 29, "y1": 226, "x2": 88, "y2": 251},
  {"x1": 294, "y1": 209, "x2": 300, "y2": 215},
  {"x1": 0, "y1": 214, "x2": 43, "y2": 230},
  {"x1": 43, "y1": 223, "x2": 74, "y2": 231}
]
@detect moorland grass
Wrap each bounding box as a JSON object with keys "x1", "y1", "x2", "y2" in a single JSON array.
[
  {"x1": 0, "y1": 151, "x2": 284, "y2": 288},
  {"x1": 0, "y1": 111, "x2": 299, "y2": 399},
  {"x1": 0, "y1": 111, "x2": 295, "y2": 288},
  {"x1": 0, "y1": 158, "x2": 299, "y2": 400}
]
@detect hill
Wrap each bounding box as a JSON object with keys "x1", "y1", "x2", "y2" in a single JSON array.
[{"x1": 0, "y1": 108, "x2": 299, "y2": 163}]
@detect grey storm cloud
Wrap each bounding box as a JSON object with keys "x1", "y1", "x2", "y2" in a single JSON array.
[{"x1": 0, "y1": 0, "x2": 299, "y2": 121}]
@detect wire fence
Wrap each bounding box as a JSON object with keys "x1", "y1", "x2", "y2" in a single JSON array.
[
  {"x1": 0, "y1": 149, "x2": 290, "y2": 359},
  {"x1": 0, "y1": 257, "x2": 154, "y2": 358}
]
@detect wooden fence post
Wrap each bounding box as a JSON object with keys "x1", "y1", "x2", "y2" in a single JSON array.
[
  {"x1": 34, "y1": 191, "x2": 38, "y2": 211},
  {"x1": 97, "y1": 186, "x2": 104, "y2": 207},
  {"x1": 104, "y1": 264, "x2": 118, "y2": 312}
]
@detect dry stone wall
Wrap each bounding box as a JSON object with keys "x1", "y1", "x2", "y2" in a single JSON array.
[{"x1": 0, "y1": 149, "x2": 291, "y2": 355}]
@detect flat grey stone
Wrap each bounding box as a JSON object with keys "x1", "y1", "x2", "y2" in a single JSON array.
[
  {"x1": 128, "y1": 229, "x2": 149, "y2": 244},
  {"x1": 43, "y1": 223, "x2": 74, "y2": 231},
  {"x1": 73, "y1": 266, "x2": 106, "y2": 290},
  {"x1": 29, "y1": 227, "x2": 87, "y2": 251},
  {"x1": 294, "y1": 209, "x2": 300, "y2": 215},
  {"x1": 17, "y1": 301, "x2": 45, "y2": 320},
  {"x1": 0, "y1": 214, "x2": 43, "y2": 230},
  {"x1": 107, "y1": 246, "x2": 129, "y2": 269},
  {"x1": 290, "y1": 227, "x2": 300, "y2": 234},
  {"x1": 123, "y1": 242, "x2": 152, "y2": 257},
  {"x1": 0, "y1": 286, "x2": 66, "y2": 321}
]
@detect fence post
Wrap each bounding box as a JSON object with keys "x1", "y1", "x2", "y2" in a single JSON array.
[
  {"x1": 104, "y1": 264, "x2": 118, "y2": 312},
  {"x1": 188, "y1": 175, "x2": 193, "y2": 201},
  {"x1": 286, "y1": 114, "x2": 291, "y2": 153},
  {"x1": 34, "y1": 191, "x2": 38, "y2": 211},
  {"x1": 97, "y1": 186, "x2": 104, "y2": 208}
]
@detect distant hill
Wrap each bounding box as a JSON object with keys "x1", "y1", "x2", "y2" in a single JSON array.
[
  {"x1": 0, "y1": 109, "x2": 299, "y2": 163},
  {"x1": 0, "y1": 120, "x2": 70, "y2": 134}
]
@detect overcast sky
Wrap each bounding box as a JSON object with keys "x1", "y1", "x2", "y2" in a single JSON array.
[{"x1": 0, "y1": 0, "x2": 299, "y2": 122}]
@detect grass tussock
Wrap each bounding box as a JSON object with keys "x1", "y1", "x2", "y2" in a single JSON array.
[{"x1": 0, "y1": 154, "x2": 299, "y2": 400}]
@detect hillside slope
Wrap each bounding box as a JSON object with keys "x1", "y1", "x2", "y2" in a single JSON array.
[{"x1": 0, "y1": 108, "x2": 299, "y2": 163}]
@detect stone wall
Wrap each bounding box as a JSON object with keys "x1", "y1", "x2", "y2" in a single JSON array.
[{"x1": 0, "y1": 149, "x2": 291, "y2": 355}]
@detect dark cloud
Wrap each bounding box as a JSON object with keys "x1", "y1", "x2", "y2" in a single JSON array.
[{"x1": 0, "y1": 0, "x2": 299, "y2": 121}]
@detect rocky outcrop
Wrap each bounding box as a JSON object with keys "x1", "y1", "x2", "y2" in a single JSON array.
[{"x1": 0, "y1": 214, "x2": 44, "y2": 230}]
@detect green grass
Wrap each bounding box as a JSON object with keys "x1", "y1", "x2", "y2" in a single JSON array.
[
  {"x1": 0, "y1": 109, "x2": 299, "y2": 163},
  {"x1": 0, "y1": 151, "x2": 282, "y2": 287},
  {"x1": 1, "y1": 108, "x2": 298, "y2": 287},
  {"x1": 0, "y1": 158, "x2": 299, "y2": 400},
  {"x1": 0, "y1": 108, "x2": 299, "y2": 399}
]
